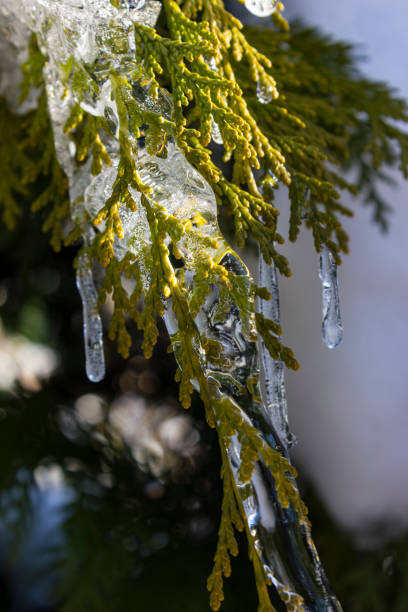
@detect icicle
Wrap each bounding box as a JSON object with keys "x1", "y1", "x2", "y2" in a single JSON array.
[
  {"x1": 76, "y1": 237, "x2": 105, "y2": 383},
  {"x1": 244, "y1": 0, "x2": 278, "y2": 18},
  {"x1": 256, "y1": 80, "x2": 274, "y2": 105},
  {"x1": 258, "y1": 250, "x2": 296, "y2": 450},
  {"x1": 319, "y1": 245, "x2": 343, "y2": 349}
]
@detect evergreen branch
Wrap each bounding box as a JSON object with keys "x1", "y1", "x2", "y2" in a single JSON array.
[
  {"x1": 0, "y1": 98, "x2": 28, "y2": 229},
  {"x1": 4, "y1": 10, "x2": 408, "y2": 612},
  {"x1": 212, "y1": 397, "x2": 309, "y2": 611},
  {"x1": 244, "y1": 24, "x2": 408, "y2": 249},
  {"x1": 207, "y1": 449, "x2": 243, "y2": 611},
  {"x1": 134, "y1": 0, "x2": 291, "y2": 273}
]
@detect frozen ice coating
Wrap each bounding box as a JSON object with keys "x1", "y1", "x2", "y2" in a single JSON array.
[
  {"x1": 0, "y1": 0, "x2": 162, "y2": 380},
  {"x1": 245, "y1": 0, "x2": 279, "y2": 18},
  {"x1": 319, "y1": 245, "x2": 343, "y2": 349},
  {"x1": 76, "y1": 236, "x2": 105, "y2": 383},
  {"x1": 0, "y1": 0, "x2": 162, "y2": 174},
  {"x1": 137, "y1": 139, "x2": 224, "y2": 263},
  {"x1": 0, "y1": 12, "x2": 38, "y2": 113},
  {"x1": 258, "y1": 251, "x2": 295, "y2": 450}
]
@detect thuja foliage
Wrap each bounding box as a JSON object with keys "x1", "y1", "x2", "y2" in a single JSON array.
[{"x1": 1, "y1": 1, "x2": 408, "y2": 610}]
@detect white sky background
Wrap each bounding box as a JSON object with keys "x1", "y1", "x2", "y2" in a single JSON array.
[{"x1": 263, "y1": 0, "x2": 408, "y2": 544}]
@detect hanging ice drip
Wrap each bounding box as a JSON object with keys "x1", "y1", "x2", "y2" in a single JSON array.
[
  {"x1": 258, "y1": 251, "x2": 296, "y2": 451},
  {"x1": 75, "y1": 229, "x2": 105, "y2": 382},
  {"x1": 319, "y1": 245, "x2": 343, "y2": 349},
  {"x1": 0, "y1": 0, "x2": 342, "y2": 608},
  {"x1": 301, "y1": 186, "x2": 343, "y2": 350}
]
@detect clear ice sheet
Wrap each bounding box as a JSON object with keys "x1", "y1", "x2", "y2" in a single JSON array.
[
  {"x1": 319, "y1": 245, "x2": 343, "y2": 349},
  {"x1": 0, "y1": 12, "x2": 39, "y2": 113}
]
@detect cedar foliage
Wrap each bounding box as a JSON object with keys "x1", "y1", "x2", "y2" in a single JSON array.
[{"x1": 0, "y1": 1, "x2": 407, "y2": 610}]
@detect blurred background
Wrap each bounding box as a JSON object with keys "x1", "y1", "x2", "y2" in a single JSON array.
[
  {"x1": 279, "y1": 0, "x2": 408, "y2": 549},
  {"x1": 1, "y1": 1, "x2": 408, "y2": 611}
]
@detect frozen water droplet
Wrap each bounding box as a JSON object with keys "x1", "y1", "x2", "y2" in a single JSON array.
[
  {"x1": 319, "y1": 245, "x2": 343, "y2": 349},
  {"x1": 245, "y1": 0, "x2": 278, "y2": 18},
  {"x1": 207, "y1": 57, "x2": 217, "y2": 73},
  {"x1": 210, "y1": 116, "x2": 223, "y2": 145},
  {"x1": 205, "y1": 57, "x2": 223, "y2": 145},
  {"x1": 256, "y1": 80, "x2": 273, "y2": 104},
  {"x1": 76, "y1": 245, "x2": 105, "y2": 382}
]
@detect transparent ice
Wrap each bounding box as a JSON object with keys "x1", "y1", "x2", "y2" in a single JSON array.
[
  {"x1": 0, "y1": 0, "x2": 161, "y2": 378},
  {"x1": 75, "y1": 232, "x2": 105, "y2": 382},
  {"x1": 258, "y1": 251, "x2": 296, "y2": 450},
  {"x1": 319, "y1": 245, "x2": 343, "y2": 349},
  {"x1": 256, "y1": 80, "x2": 274, "y2": 105},
  {"x1": 0, "y1": 1, "x2": 341, "y2": 607},
  {"x1": 245, "y1": 0, "x2": 279, "y2": 18},
  {"x1": 207, "y1": 57, "x2": 223, "y2": 145}
]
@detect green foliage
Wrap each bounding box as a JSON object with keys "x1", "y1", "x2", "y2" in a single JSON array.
[
  {"x1": 243, "y1": 23, "x2": 408, "y2": 251},
  {"x1": 207, "y1": 448, "x2": 243, "y2": 611},
  {"x1": 137, "y1": 0, "x2": 288, "y2": 268},
  {"x1": 0, "y1": 98, "x2": 28, "y2": 229},
  {"x1": 1, "y1": 2, "x2": 408, "y2": 610},
  {"x1": 0, "y1": 36, "x2": 71, "y2": 251}
]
